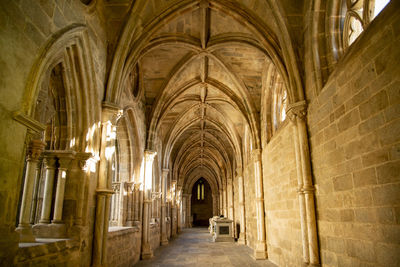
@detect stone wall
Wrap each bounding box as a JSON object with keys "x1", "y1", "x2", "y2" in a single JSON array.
[
  {"x1": 307, "y1": 6, "x2": 400, "y2": 267},
  {"x1": 14, "y1": 239, "x2": 80, "y2": 266},
  {"x1": 0, "y1": 0, "x2": 106, "y2": 264},
  {"x1": 107, "y1": 227, "x2": 141, "y2": 267},
  {"x1": 244, "y1": 163, "x2": 257, "y2": 249},
  {"x1": 262, "y1": 122, "x2": 303, "y2": 266},
  {"x1": 149, "y1": 223, "x2": 160, "y2": 252}
]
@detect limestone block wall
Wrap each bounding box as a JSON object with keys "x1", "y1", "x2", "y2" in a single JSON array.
[
  {"x1": 14, "y1": 239, "x2": 80, "y2": 266},
  {"x1": 233, "y1": 176, "x2": 241, "y2": 237},
  {"x1": 107, "y1": 227, "x2": 141, "y2": 267},
  {"x1": 307, "y1": 7, "x2": 400, "y2": 267},
  {"x1": 0, "y1": 0, "x2": 107, "y2": 264},
  {"x1": 150, "y1": 223, "x2": 160, "y2": 252},
  {"x1": 244, "y1": 164, "x2": 257, "y2": 249},
  {"x1": 262, "y1": 122, "x2": 303, "y2": 266}
]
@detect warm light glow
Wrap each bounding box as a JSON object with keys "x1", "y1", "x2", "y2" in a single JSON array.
[
  {"x1": 374, "y1": 0, "x2": 390, "y2": 17},
  {"x1": 61, "y1": 171, "x2": 66, "y2": 179},
  {"x1": 105, "y1": 146, "x2": 115, "y2": 160},
  {"x1": 70, "y1": 138, "x2": 75, "y2": 148},
  {"x1": 144, "y1": 151, "x2": 157, "y2": 191},
  {"x1": 145, "y1": 161, "x2": 153, "y2": 190}
]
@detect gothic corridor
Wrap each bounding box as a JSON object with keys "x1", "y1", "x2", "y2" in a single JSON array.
[{"x1": 0, "y1": 0, "x2": 399, "y2": 266}]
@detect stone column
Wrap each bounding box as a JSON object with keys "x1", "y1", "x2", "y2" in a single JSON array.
[
  {"x1": 52, "y1": 152, "x2": 74, "y2": 223},
  {"x1": 187, "y1": 194, "x2": 192, "y2": 227},
  {"x1": 93, "y1": 189, "x2": 113, "y2": 266},
  {"x1": 92, "y1": 102, "x2": 120, "y2": 267},
  {"x1": 74, "y1": 152, "x2": 92, "y2": 226},
  {"x1": 170, "y1": 180, "x2": 177, "y2": 237},
  {"x1": 39, "y1": 153, "x2": 57, "y2": 224},
  {"x1": 161, "y1": 169, "x2": 169, "y2": 245},
  {"x1": 219, "y1": 189, "x2": 223, "y2": 216},
  {"x1": 223, "y1": 188, "x2": 227, "y2": 216},
  {"x1": 111, "y1": 182, "x2": 121, "y2": 225},
  {"x1": 212, "y1": 194, "x2": 218, "y2": 216},
  {"x1": 141, "y1": 150, "x2": 156, "y2": 260},
  {"x1": 134, "y1": 183, "x2": 141, "y2": 224},
  {"x1": 227, "y1": 179, "x2": 234, "y2": 220},
  {"x1": 237, "y1": 168, "x2": 246, "y2": 244},
  {"x1": 125, "y1": 182, "x2": 134, "y2": 226},
  {"x1": 30, "y1": 157, "x2": 42, "y2": 225},
  {"x1": 287, "y1": 101, "x2": 320, "y2": 266},
  {"x1": 16, "y1": 140, "x2": 45, "y2": 242},
  {"x1": 181, "y1": 194, "x2": 187, "y2": 228},
  {"x1": 252, "y1": 149, "x2": 267, "y2": 260}
]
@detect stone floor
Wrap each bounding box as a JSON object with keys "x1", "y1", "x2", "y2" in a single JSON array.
[{"x1": 135, "y1": 228, "x2": 277, "y2": 267}]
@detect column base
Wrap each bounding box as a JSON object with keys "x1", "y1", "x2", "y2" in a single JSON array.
[
  {"x1": 237, "y1": 236, "x2": 246, "y2": 245},
  {"x1": 254, "y1": 242, "x2": 267, "y2": 260},
  {"x1": 141, "y1": 243, "x2": 153, "y2": 260},
  {"x1": 302, "y1": 263, "x2": 321, "y2": 267},
  {"x1": 161, "y1": 239, "x2": 169, "y2": 246},
  {"x1": 16, "y1": 225, "x2": 35, "y2": 243}
]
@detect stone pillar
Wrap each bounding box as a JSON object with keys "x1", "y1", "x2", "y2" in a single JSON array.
[
  {"x1": 161, "y1": 169, "x2": 169, "y2": 245},
  {"x1": 223, "y1": 188, "x2": 227, "y2": 217},
  {"x1": 141, "y1": 150, "x2": 156, "y2": 260},
  {"x1": 30, "y1": 157, "x2": 43, "y2": 225},
  {"x1": 187, "y1": 194, "x2": 192, "y2": 227},
  {"x1": 39, "y1": 154, "x2": 57, "y2": 224},
  {"x1": 176, "y1": 188, "x2": 182, "y2": 232},
  {"x1": 16, "y1": 140, "x2": 45, "y2": 242},
  {"x1": 287, "y1": 101, "x2": 320, "y2": 266},
  {"x1": 92, "y1": 102, "x2": 120, "y2": 267},
  {"x1": 134, "y1": 183, "x2": 141, "y2": 224},
  {"x1": 252, "y1": 149, "x2": 267, "y2": 260},
  {"x1": 125, "y1": 182, "x2": 134, "y2": 226},
  {"x1": 227, "y1": 179, "x2": 234, "y2": 220},
  {"x1": 237, "y1": 168, "x2": 246, "y2": 244},
  {"x1": 52, "y1": 152, "x2": 74, "y2": 223},
  {"x1": 74, "y1": 152, "x2": 92, "y2": 226},
  {"x1": 170, "y1": 180, "x2": 177, "y2": 237},
  {"x1": 181, "y1": 194, "x2": 187, "y2": 228},
  {"x1": 212, "y1": 194, "x2": 218, "y2": 216},
  {"x1": 219, "y1": 189, "x2": 223, "y2": 216},
  {"x1": 111, "y1": 182, "x2": 121, "y2": 225}
]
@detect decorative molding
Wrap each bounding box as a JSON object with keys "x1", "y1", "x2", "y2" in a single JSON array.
[
  {"x1": 287, "y1": 100, "x2": 307, "y2": 122},
  {"x1": 13, "y1": 112, "x2": 46, "y2": 133}
]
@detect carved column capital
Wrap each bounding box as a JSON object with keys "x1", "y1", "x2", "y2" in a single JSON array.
[
  {"x1": 102, "y1": 101, "x2": 122, "y2": 125},
  {"x1": 76, "y1": 152, "x2": 93, "y2": 170},
  {"x1": 125, "y1": 181, "x2": 134, "y2": 192},
  {"x1": 43, "y1": 153, "x2": 57, "y2": 169},
  {"x1": 144, "y1": 150, "x2": 157, "y2": 162},
  {"x1": 287, "y1": 100, "x2": 307, "y2": 123},
  {"x1": 27, "y1": 140, "x2": 46, "y2": 161},
  {"x1": 112, "y1": 182, "x2": 121, "y2": 193},
  {"x1": 55, "y1": 151, "x2": 75, "y2": 170},
  {"x1": 134, "y1": 182, "x2": 142, "y2": 191},
  {"x1": 152, "y1": 191, "x2": 162, "y2": 199}
]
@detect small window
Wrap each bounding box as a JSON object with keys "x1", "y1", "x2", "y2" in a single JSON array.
[
  {"x1": 197, "y1": 180, "x2": 205, "y2": 200},
  {"x1": 271, "y1": 74, "x2": 287, "y2": 134},
  {"x1": 343, "y1": 0, "x2": 391, "y2": 49}
]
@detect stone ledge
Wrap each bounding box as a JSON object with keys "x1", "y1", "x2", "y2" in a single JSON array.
[
  {"x1": 15, "y1": 238, "x2": 79, "y2": 263},
  {"x1": 108, "y1": 226, "x2": 140, "y2": 237}
]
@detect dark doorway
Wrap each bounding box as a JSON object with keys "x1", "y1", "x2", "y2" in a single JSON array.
[{"x1": 191, "y1": 178, "x2": 213, "y2": 226}]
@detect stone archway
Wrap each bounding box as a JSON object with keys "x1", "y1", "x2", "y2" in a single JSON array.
[{"x1": 190, "y1": 178, "x2": 213, "y2": 226}]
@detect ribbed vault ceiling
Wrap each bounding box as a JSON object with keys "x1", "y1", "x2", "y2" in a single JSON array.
[{"x1": 131, "y1": 1, "x2": 281, "y2": 192}]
